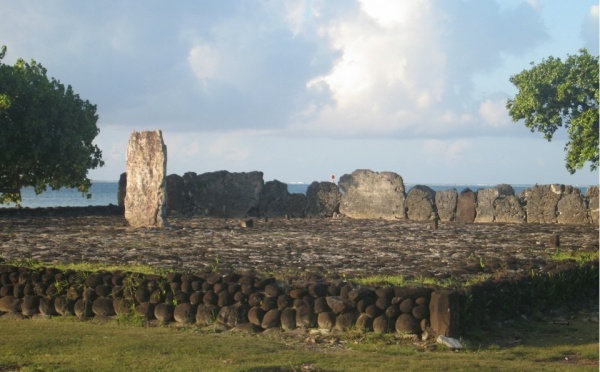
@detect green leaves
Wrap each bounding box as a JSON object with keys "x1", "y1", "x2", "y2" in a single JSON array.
[
  {"x1": 0, "y1": 46, "x2": 104, "y2": 204},
  {"x1": 507, "y1": 49, "x2": 599, "y2": 174}
]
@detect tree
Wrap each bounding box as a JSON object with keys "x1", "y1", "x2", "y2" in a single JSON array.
[
  {"x1": 506, "y1": 48, "x2": 599, "y2": 174},
  {"x1": 0, "y1": 46, "x2": 104, "y2": 204}
]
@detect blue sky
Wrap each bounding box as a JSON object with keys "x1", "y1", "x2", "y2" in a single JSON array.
[{"x1": 1, "y1": 0, "x2": 598, "y2": 186}]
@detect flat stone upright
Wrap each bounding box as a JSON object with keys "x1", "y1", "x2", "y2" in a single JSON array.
[
  {"x1": 124, "y1": 130, "x2": 168, "y2": 228},
  {"x1": 339, "y1": 169, "x2": 406, "y2": 220}
]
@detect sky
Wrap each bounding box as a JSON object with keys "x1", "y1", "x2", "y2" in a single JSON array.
[{"x1": 1, "y1": 0, "x2": 598, "y2": 186}]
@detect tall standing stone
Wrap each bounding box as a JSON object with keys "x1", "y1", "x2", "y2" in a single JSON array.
[{"x1": 124, "y1": 130, "x2": 168, "y2": 228}]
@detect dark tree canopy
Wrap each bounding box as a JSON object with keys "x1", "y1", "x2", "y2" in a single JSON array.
[
  {"x1": 0, "y1": 46, "x2": 104, "y2": 204},
  {"x1": 506, "y1": 48, "x2": 599, "y2": 174}
]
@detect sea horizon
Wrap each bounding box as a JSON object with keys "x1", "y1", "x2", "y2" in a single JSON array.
[{"x1": 0, "y1": 180, "x2": 595, "y2": 209}]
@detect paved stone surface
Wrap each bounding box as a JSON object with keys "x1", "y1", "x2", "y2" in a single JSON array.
[{"x1": 0, "y1": 215, "x2": 597, "y2": 282}]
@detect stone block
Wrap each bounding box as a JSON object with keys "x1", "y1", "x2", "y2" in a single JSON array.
[
  {"x1": 435, "y1": 189, "x2": 457, "y2": 222},
  {"x1": 456, "y1": 189, "x2": 476, "y2": 223},
  {"x1": 339, "y1": 169, "x2": 406, "y2": 220},
  {"x1": 586, "y1": 186, "x2": 599, "y2": 225},
  {"x1": 405, "y1": 185, "x2": 437, "y2": 221},
  {"x1": 305, "y1": 181, "x2": 341, "y2": 218},
  {"x1": 124, "y1": 130, "x2": 168, "y2": 228},
  {"x1": 557, "y1": 190, "x2": 589, "y2": 225},
  {"x1": 429, "y1": 290, "x2": 460, "y2": 338}
]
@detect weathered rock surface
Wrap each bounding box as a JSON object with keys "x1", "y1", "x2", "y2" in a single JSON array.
[
  {"x1": 435, "y1": 189, "x2": 457, "y2": 222},
  {"x1": 165, "y1": 174, "x2": 186, "y2": 217},
  {"x1": 0, "y1": 215, "x2": 597, "y2": 280},
  {"x1": 586, "y1": 186, "x2": 599, "y2": 225},
  {"x1": 117, "y1": 173, "x2": 127, "y2": 208},
  {"x1": 494, "y1": 196, "x2": 526, "y2": 224},
  {"x1": 405, "y1": 185, "x2": 437, "y2": 221},
  {"x1": 475, "y1": 185, "x2": 514, "y2": 223},
  {"x1": 456, "y1": 189, "x2": 476, "y2": 223},
  {"x1": 124, "y1": 130, "x2": 168, "y2": 228},
  {"x1": 557, "y1": 188, "x2": 589, "y2": 225},
  {"x1": 305, "y1": 182, "x2": 341, "y2": 218},
  {"x1": 180, "y1": 171, "x2": 263, "y2": 218},
  {"x1": 259, "y1": 180, "x2": 289, "y2": 218},
  {"x1": 523, "y1": 185, "x2": 562, "y2": 224},
  {"x1": 339, "y1": 170, "x2": 406, "y2": 220}
]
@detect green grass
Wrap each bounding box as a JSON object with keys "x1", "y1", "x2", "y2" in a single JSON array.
[
  {"x1": 0, "y1": 314, "x2": 597, "y2": 371},
  {"x1": 3, "y1": 259, "x2": 172, "y2": 277},
  {"x1": 549, "y1": 248, "x2": 599, "y2": 265},
  {"x1": 353, "y1": 273, "x2": 493, "y2": 288}
]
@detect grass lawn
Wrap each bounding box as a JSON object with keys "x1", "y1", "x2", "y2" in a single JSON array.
[{"x1": 0, "y1": 309, "x2": 597, "y2": 372}]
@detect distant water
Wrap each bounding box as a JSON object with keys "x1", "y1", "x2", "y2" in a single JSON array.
[{"x1": 0, "y1": 181, "x2": 591, "y2": 209}]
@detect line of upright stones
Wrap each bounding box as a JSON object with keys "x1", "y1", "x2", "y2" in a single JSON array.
[{"x1": 0, "y1": 265, "x2": 442, "y2": 336}]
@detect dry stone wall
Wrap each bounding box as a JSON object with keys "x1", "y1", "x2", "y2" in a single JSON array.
[
  {"x1": 118, "y1": 168, "x2": 598, "y2": 225},
  {"x1": 1, "y1": 262, "x2": 596, "y2": 339},
  {"x1": 0, "y1": 264, "x2": 465, "y2": 338}
]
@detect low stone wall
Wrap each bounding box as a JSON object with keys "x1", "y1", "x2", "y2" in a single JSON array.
[
  {"x1": 0, "y1": 262, "x2": 597, "y2": 339},
  {"x1": 119, "y1": 169, "x2": 598, "y2": 225}
]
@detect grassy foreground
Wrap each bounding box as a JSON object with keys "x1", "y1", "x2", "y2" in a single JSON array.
[{"x1": 0, "y1": 312, "x2": 597, "y2": 372}]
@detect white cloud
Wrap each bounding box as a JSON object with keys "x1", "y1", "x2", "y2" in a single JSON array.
[
  {"x1": 582, "y1": 5, "x2": 600, "y2": 54},
  {"x1": 423, "y1": 139, "x2": 472, "y2": 163},
  {"x1": 479, "y1": 99, "x2": 511, "y2": 128},
  {"x1": 207, "y1": 137, "x2": 252, "y2": 161},
  {"x1": 287, "y1": 0, "x2": 547, "y2": 138}
]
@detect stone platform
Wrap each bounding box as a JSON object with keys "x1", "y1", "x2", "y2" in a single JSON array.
[{"x1": 0, "y1": 215, "x2": 597, "y2": 283}]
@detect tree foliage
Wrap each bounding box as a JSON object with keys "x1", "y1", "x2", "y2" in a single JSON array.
[
  {"x1": 0, "y1": 46, "x2": 104, "y2": 204},
  {"x1": 506, "y1": 49, "x2": 599, "y2": 174}
]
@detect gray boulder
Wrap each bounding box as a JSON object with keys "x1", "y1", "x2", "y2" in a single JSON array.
[
  {"x1": 586, "y1": 186, "x2": 599, "y2": 225},
  {"x1": 435, "y1": 189, "x2": 457, "y2": 222},
  {"x1": 405, "y1": 185, "x2": 437, "y2": 221},
  {"x1": 305, "y1": 182, "x2": 341, "y2": 218},
  {"x1": 338, "y1": 169, "x2": 406, "y2": 220}
]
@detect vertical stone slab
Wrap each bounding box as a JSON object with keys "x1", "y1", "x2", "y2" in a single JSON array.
[
  {"x1": 557, "y1": 188, "x2": 589, "y2": 225},
  {"x1": 586, "y1": 186, "x2": 599, "y2": 226},
  {"x1": 474, "y1": 188, "x2": 498, "y2": 223},
  {"x1": 494, "y1": 195, "x2": 526, "y2": 223},
  {"x1": 523, "y1": 185, "x2": 562, "y2": 224},
  {"x1": 124, "y1": 130, "x2": 168, "y2": 228},
  {"x1": 338, "y1": 169, "x2": 406, "y2": 220},
  {"x1": 117, "y1": 172, "x2": 127, "y2": 208},
  {"x1": 455, "y1": 189, "x2": 476, "y2": 223},
  {"x1": 435, "y1": 188, "x2": 458, "y2": 222},
  {"x1": 405, "y1": 185, "x2": 437, "y2": 221},
  {"x1": 305, "y1": 181, "x2": 342, "y2": 218},
  {"x1": 429, "y1": 290, "x2": 460, "y2": 338}
]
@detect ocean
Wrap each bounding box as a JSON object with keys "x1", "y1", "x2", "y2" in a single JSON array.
[{"x1": 0, "y1": 181, "x2": 592, "y2": 209}]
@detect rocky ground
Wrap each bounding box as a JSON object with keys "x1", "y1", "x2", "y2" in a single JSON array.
[{"x1": 0, "y1": 213, "x2": 597, "y2": 284}]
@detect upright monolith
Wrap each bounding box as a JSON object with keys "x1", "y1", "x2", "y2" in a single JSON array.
[{"x1": 124, "y1": 130, "x2": 168, "y2": 227}]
